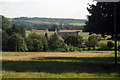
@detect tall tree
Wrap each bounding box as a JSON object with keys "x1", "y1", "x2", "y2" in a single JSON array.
[
  {"x1": 48, "y1": 34, "x2": 67, "y2": 51},
  {"x1": 85, "y1": 2, "x2": 120, "y2": 65},
  {"x1": 85, "y1": 2, "x2": 120, "y2": 38},
  {"x1": 12, "y1": 23, "x2": 26, "y2": 37},
  {"x1": 6, "y1": 33, "x2": 28, "y2": 51},
  {"x1": 2, "y1": 16, "x2": 10, "y2": 30}
]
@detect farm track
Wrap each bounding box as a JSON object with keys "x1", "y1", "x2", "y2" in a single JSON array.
[{"x1": 2, "y1": 52, "x2": 112, "y2": 61}]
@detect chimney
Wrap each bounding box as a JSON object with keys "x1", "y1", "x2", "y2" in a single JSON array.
[
  {"x1": 54, "y1": 29, "x2": 57, "y2": 34},
  {"x1": 45, "y1": 29, "x2": 51, "y2": 40}
]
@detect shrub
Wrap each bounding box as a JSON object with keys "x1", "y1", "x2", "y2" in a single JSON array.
[
  {"x1": 79, "y1": 44, "x2": 87, "y2": 48},
  {"x1": 88, "y1": 35, "x2": 101, "y2": 41},
  {"x1": 98, "y1": 43, "x2": 108, "y2": 50},
  {"x1": 65, "y1": 34, "x2": 84, "y2": 47},
  {"x1": 6, "y1": 33, "x2": 28, "y2": 51},
  {"x1": 26, "y1": 32, "x2": 47, "y2": 51},
  {"x1": 32, "y1": 39, "x2": 43, "y2": 51},
  {"x1": 87, "y1": 39, "x2": 98, "y2": 49},
  {"x1": 48, "y1": 34, "x2": 67, "y2": 52},
  {"x1": 67, "y1": 44, "x2": 82, "y2": 52}
]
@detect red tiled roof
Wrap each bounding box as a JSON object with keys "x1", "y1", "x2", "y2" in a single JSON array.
[{"x1": 59, "y1": 30, "x2": 82, "y2": 32}]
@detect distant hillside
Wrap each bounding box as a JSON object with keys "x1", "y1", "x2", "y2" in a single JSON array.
[
  {"x1": 9, "y1": 17, "x2": 86, "y2": 24},
  {"x1": 8, "y1": 17, "x2": 86, "y2": 30}
]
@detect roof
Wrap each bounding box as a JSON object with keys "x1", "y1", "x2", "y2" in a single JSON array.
[{"x1": 59, "y1": 30, "x2": 82, "y2": 32}]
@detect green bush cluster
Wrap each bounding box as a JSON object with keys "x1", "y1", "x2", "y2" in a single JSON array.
[{"x1": 86, "y1": 35, "x2": 100, "y2": 49}]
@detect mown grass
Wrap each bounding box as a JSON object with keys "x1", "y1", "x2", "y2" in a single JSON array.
[{"x1": 2, "y1": 52, "x2": 120, "y2": 78}]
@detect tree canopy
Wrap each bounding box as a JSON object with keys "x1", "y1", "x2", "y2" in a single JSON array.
[
  {"x1": 85, "y1": 2, "x2": 120, "y2": 39},
  {"x1": 64, "y1": 34, "x2": 84, "y2": 47}
]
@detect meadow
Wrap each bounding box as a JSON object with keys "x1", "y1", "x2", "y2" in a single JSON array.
[{"x1": 2, "y1": 52, "x2": 120, "y2": 78}]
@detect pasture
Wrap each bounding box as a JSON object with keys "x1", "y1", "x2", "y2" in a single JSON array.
[
  {"x1": 2, "y1": 52, "x2": 120, "y2": 78},
  {"x1": 69, "y1": 23, "x2": 85, "y2": 26},
  {"x1": 26, "y1": 30, "x2": 54, "y2": 37}
]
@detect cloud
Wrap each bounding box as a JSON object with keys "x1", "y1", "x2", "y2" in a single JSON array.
[
  {"x1": 0, "y1": 0, "x2": 23, "y2": 2},
  {"x1": 0, "y1": 0, "x2": 40, "y2": 2}
]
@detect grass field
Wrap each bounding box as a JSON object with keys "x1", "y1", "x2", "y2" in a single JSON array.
[
  {"x1": 69, "y1": 23, "x2": 85, "y2": 26},
  {"x1": 2, "y1": 52, "x2": 120, "y2": 78},
  {"x1": 26, "y1": 31, "x2": 54, "y2": 37}
]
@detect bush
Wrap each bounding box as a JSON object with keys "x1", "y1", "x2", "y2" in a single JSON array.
[
  {"x1": 98, "y1": 43, "x2": 108, "y2": 50},
  {"x1": 88, "y1": 35, "x2": 101, "y2": 41},
  {"x1": 87, "y1": 47, "x2": 92, "y2": 50},
  {"x1": 26, "y1": 32, "x2": 47, "y2": 51},
  {"x1": 6, "y1": 33, "x2": 28, "y2": 51},
  {"x1": 107, "y1": 41, "x2": 114, "y2": 50},
  {"x1": 67, "y1": 44, "x2": 82, "y2": 52},
  {"x1": 65, "y1": 34, "x2": 84, "y2": 47},
  {"x1": 87, "y1": 39, "x2": 98, "y2": 49},
  {"x1": 79, "y1": 44, "x2": 87, "y2": 48},
  {"x1": 48, "y1": 34, "x2": 68, "y2": 52}
]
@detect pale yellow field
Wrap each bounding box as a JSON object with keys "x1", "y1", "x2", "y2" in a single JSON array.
[{"x1": 2, "y1": 52, "x2": 114, "y2": 61}]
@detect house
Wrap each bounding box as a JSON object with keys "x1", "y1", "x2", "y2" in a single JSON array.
[
  {"x1": 45, "y1": 29, "x2": 82, "y2": 40},
  {"x1": 57, "y1": 30, "x2": 82, "y2": 39},
  {"x1": 45, "y1": 29, "x2": 64, "y2": 41}
]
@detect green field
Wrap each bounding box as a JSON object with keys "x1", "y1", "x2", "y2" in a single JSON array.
[
  {"x1": 2, "y1": 52, "x2": 120, "y2": 78},
  {"x1": 69, "y1": 23, "x2": 85, "y2": 26},
  {"x1": 26, "y1": 31, "x2": 54, "y2": 37}
]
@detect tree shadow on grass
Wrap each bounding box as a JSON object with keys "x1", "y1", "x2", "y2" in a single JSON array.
[{"x1": 2, "y1": 57, "x2": 120, "y2": 74}]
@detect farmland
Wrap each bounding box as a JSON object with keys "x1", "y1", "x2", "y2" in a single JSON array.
[{"x1": 2, "y1": 52, "x2": 120, "y2": 78}]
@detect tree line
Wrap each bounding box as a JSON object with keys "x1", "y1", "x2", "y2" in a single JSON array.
[
  {"x1": 2, "y1": 16, "x2": 85, "y2": 52},
  {"x1": 10, "y1": 20, "x2": 84, "y2": 30},
  {"x1": 2, "y1": 13, "x2": 120, "y2": 52}
]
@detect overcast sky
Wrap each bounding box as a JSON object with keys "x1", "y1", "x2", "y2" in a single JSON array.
[{"x1": 0, "y1": 0, "x2": 96, "y2": 19}]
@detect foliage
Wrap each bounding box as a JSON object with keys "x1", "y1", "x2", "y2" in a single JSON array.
[
  {"x1": 2, "y1": 16, "x2": 10, "y2": 30},
  {"x1": 48, "y1": 34, "x2": 67, "y2": 51},
  {"x1": 49, "y1": 24, "x2": 60, "y2": 31},
  {"x1": 86, "y1": 35, "x2": 101, "y2": 49},
  {"x1": 85, "y1": 2, "x2": 120, "y2": 39},
  {"x1": 12, "y1": 23, "x2": 26, "y2": 37},
  {"x1": 2, "y1": 30, "x2": 9, "y2": 51},
  {"x1": 79, "y1": 44, "x2": 87, "y2": 48},
  {"x1": 9, "y1": 17, "x2": 86, "y2": 30},
  {"x1": 6, "y1": 33, "x2": 28, "y2": 51},
  {"x1": 26, "y1": 32, "x2": 47, "y2": 51},
  {"x1": 87, "y1": 39, "x2": 98, "y2": 49},
  {"x1": 65, "y1": 34, "x2": 84, "y2": 47},
  {"x1": 11, "y1": 17, "x2": 86, "y2": 25},
  {"x1": 41, "y1": 37, "x2": 48, "y2": 51},
  {"x1": 98, "y1": 43, "x2": 108, "y2": 50},
  {"x1": 88, "y1": 35, "x2": 101, "y2": 41},
  {"x1": 107, "y1": 41, "x2": 114, "y2": 50},
  {"x1": 68, "y1": 44, "x2": 83, "y2": 52}
]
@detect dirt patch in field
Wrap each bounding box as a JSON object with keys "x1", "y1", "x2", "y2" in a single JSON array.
[{"x1": 2, "y1": 52, "x2": 112, "y2": 61}]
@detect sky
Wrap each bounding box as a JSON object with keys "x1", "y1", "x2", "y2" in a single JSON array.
[{"x1": 0, "y1": 0, "x2": 96, "y2": 19}]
